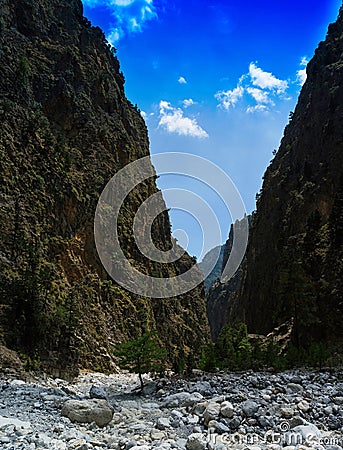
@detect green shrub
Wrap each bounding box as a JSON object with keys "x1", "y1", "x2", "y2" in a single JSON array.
[
  {"x1": 0, "y1": 17, "x2": 5, "y2": 33},
  {"x1": 18, "y1": 56, "x2": 31, "y2": 83},
  {"x1": 114, "y1": 330, "x2": 167, "y2": 392}
]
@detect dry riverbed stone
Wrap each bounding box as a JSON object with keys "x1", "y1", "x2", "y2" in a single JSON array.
[{"x1": 61, "y1": 398, "x2": 114, "y2": 426}]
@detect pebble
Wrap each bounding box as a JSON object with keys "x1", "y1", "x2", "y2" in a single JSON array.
[
  {"x1": 186, "y1": 433, "x2": 207, "y2": 450},
  {"x1": 203, "y1": 403, "x2": 221, "y2": 425},
  {"x1": 298, "y1": 400, "x2": 311, "y2": 412},
  {"x1": 287, "y1": 383, "x2": 303, "y2": 393},
  {"x1": 242, "y1": 399, "x2": 259, "y2": 417},
  {"x1": 156, "y1": 418, "x2": 170, "y2": 430},
  {"x1": 219, "y1": 401, "x2": 234, "y2": 418}
]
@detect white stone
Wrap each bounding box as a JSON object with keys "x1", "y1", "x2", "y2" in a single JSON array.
[
  {"x1": 292, "y1": 423, "x2": 322, "y2": 441},
  {"x1": 0, "y1": 416, "x2": 31, "y2": 430},
  {"x1": 142, "y1": 403, "x2": 160, "y2": 409},
  {"x1": 50, "y1": 440, "x2": 67, "y2": 450},
  {"x1": 171, "y1": 410, "x2": 184, "y2": 419},
  {"x1": 68, "y1": 438, "x2": 88, "y2": 449},
  {"x1": 156, "y1": 417, "x2": 170, "y2": 430},
  {"x1": 129, "y1": 446, "x2": 151, "y2": 450},
  {"x1": 298, "y1": 400, "x2": 310, "y2": 412},
  {"x1": 333, "y1": 397, "x2": 343, "y2": 405},
  {"x1": 61, "y1": 399, "x2": 114, "y2": 427},
  {"x1": 35, "y1": 432, "x2": 52, "y2": 447},
  {"x1": 151, "y1": 429, "x2": 166, "y2": 440},
  {"x1": 187, "y1": 414, "x2": 199, "y2": 425},
  {"x1": 281, "y1": 407, "x2": 295, "y2": 418},
  {"x1": 10, "y1": 379, "x2": 26, "y2": 386},
  {"x1": 220, "y1": 401, "x2": 234, "y2": 418},
  {"x1": 192, "y1": 402, "x2": 209, "y2": 417},
  {"x1": 203, "y1": 402, "x2": 221, "y2": 425}
]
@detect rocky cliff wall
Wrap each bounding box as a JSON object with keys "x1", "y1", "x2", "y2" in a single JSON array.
[
  {"x1": 0, "y1": 0, "x2": 210, "y2": 374},
  {"x1": 227, "y1": 7, "x2": 343, "y2": 348}
]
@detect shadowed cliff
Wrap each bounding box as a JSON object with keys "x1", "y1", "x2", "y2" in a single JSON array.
[{"x1": 226, "y1": 7, "x2": 343, "y2": 349}]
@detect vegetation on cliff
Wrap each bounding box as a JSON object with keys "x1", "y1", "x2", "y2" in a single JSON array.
[{"x1": 0, "y1": 0, "x2": 210, "y2": 375}]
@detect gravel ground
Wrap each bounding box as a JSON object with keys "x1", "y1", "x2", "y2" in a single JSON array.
[{"x1": 0, "y1": 369, "x2": 342, "y2": 450}]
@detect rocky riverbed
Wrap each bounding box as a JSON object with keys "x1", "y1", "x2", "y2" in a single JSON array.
[{"x1": 0, "y1": 369, "x2": 342, "y2": 450}]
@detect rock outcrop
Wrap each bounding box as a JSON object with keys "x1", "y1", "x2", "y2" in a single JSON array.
[
  {"x1": 0, "y1": 0, "x2": 209, "y2": 374},
  {"x1": 206, "y1": 218, "x2": 248, "y2": 340},
  {"x1": 197, "y1": 245, "x2": 224, "y2": 293},
  {"x1": 227, "y1": 7, "x2": 343, "y2": 348}
]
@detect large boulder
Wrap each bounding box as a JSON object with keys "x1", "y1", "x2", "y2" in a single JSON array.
[{"x1": 61, "y1": 399, "x2": 114, "y2": 426}]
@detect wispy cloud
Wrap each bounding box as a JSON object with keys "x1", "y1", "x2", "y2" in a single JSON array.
[
  {"x1": 182, "y1": 98, "x2": 197, "y2": 108},
  {"x1": 246, "y1": 87, "x2": 272, "y2": 105},
  {"x1": 246, "y1": 104, "x2": 268, "y2": 114},
  {"x1": 158, "y1": 101, "x2": 208, "y2": 138},
  {"x1": 249, "y1": 63, "x2": 288, "y2": 94},
  {"x1": 83, "y1": 0, "x2": 157, "y2": 44},
  {"x1": 215, "y1": 62, "x2": 289, "y2": 113},
  {"x1": 296, "y1": 56, "x2": 309, "y2": 86},
  {"x1": 178, "y1": 76, "x2": 187, "y2": 84},
  {"x1": 215, "y1": 85, "x2": 244, "y2": 110}
]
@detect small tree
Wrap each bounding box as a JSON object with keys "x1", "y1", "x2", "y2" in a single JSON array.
[{"x1": 114, "y1": 331, "x2": 167, "y2": 392}]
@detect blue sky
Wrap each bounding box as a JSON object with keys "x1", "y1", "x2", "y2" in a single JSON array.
[{"x1": 83, "y1": 0, "x2": 342, "y2": 259}]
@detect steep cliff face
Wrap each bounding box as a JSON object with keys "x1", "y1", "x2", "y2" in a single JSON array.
[
  {"x1": 228, "y1": 7, "x2": 343, "y2": 347},
  {"x1": 0, "y1": 0, "x2": 209, "y2": 374},
  {"x1": 198, "y1": 245, "x2": 224, "y2": 293},
  {"x1": 206, "y1": 219, "x2": 247, "y2": 341}
]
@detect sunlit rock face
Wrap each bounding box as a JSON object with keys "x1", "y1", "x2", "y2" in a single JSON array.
[{"x1": 0, "y1": 0, "x2": 209, "y2": 375}]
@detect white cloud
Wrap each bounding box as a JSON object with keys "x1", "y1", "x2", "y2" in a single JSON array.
[
  {"x1": 246, "y1": 104, "x2": 268, "y2": 114},
  {"x1": 215, "y1": 62, "x2": 289, "y2": 113},
  {"x1": 83, "y1": 0, "x2": 157, "y2": 44},
  {"x1": 183, "y1": 98, "x2": 197, "y2": 108},
  {"x1": 297, "y1": 69, "x2": 307, "y2": 86},
  {"x1": 296, "y1": 56, "x2": 309, "y2": 86},
  {"x1": 140, "y1": 110, "x2": 147, "y2": 118},
  {"x1": 215, "y1": 85, "x2": 244, "y2": 110},
  {"x1": 246, "y1": 87, "x2": 272, "y2": 104},
  {"x1": 178, "y1": 76, "x2": 187, "y2": 84},
  {"x1": 158, "y1": 101, "x2": 208, "y2": 138},
  {"x1": 107, "y1": 29, "x2": 121, "y2": 43},
  {"x1": 249, "y1": 63, "x2": 288, "y2": 94},
  {"x1": 300, "y1": 56, "x2": 308, "y2": 66}
]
